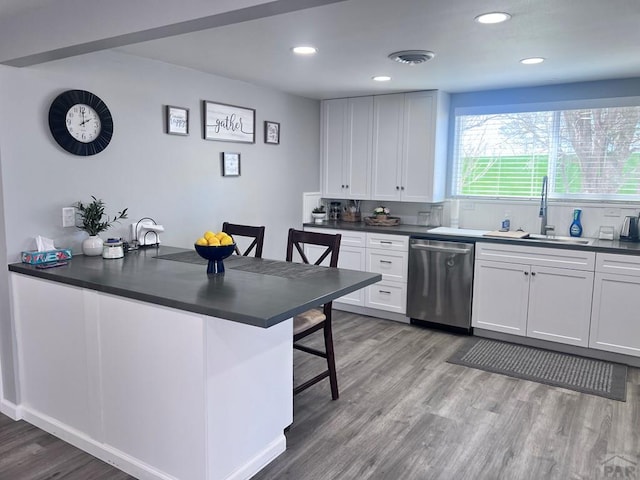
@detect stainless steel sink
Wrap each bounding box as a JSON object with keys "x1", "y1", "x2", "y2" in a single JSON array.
[{"x1": 526, "y1": 234, "x2": 594, "y2": 245}]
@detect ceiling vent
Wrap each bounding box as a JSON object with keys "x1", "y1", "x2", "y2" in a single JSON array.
[{"x1": 388, "y1": 50, "x2": 435, "y2": 65}]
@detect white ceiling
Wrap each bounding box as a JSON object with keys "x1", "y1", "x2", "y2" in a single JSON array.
[{"x1": 3, "y1": 0, "x2": 640, "y2": 99}]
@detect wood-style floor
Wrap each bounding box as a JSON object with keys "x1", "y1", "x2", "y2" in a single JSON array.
[{"x1": 1, "y1": 311, "x2": 638, "y2": 480}]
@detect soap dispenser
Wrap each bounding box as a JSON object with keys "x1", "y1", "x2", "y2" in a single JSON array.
[{"x1": 569, "y1": 209, "x2": 583, "y2": 237}]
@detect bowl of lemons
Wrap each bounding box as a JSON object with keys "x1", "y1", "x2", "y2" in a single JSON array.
[{"x1": 194, "y1": 230, "x2": 236, "y2": 274}]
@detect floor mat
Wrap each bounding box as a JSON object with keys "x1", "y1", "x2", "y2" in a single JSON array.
[{"x1": 448, "y1": 337, "x2": 627, "y2": 401}]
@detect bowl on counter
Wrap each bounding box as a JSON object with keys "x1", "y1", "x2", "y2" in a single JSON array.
[{"x1": 194, "y1": 244, "x2": 236, "y2": 274}]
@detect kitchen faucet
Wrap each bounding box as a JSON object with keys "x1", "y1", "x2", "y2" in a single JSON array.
[{"x1": 539, "y1": 175, "x2": 553, "y2": 235}]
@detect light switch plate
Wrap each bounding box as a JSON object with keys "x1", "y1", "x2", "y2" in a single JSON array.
[{"x1": 62, "y1": 207, "x2": 75, "y2": 228}]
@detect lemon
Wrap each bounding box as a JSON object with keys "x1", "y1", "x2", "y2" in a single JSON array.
[
  {"x1": 215, "y1": 231, "x2": 227, "y2": 240},
  {"x1": 208, "y1": 237, "x2": 221, "y2": 246},
  {"x1": 195, "y1": 237, "x2": 208, "y2": 246},
  {"x1": 204, "y1": 231, "x2": 216, "y2": 240},
  {"x1": 220, "y1": 236, "x2": 234, "y2": 246}
]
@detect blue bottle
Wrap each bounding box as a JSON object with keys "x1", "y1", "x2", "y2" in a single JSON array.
[{"x1": 569, "y1": 209, "x2": 583, "y2": 237}]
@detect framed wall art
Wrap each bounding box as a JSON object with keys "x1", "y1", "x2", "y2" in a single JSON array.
[
  {"x1": 203, "y1": 100, "x2": 255, "y2": 143},
  {"x1": 264, "y1": 121, "x2": 280, "y2": 145},
  {"x1": 221, "y1": 152, "x2": 241, "y2": 177},
  {"x1": 165, "y1": 105, "x2": 189, "y2": 135}
]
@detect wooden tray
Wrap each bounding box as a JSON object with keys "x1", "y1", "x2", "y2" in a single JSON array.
[{"x1": 364, "y1": 216, "x2": 400, "y2": 226}]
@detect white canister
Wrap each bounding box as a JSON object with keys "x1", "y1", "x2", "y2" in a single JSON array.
[{"x1": 102, "y1": 238, "x2": 124, "y2": 259}]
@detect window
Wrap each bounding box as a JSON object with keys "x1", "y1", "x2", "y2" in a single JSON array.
[{"x1": 452, "y1": 103, "x2": 640, "y2": 201}]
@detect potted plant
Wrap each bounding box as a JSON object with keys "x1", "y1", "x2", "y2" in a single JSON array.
[
  {"x1": 373, "y1": 206, "x2": 390, "y2": 220},
  {"x1": 311, "y1": 206, "x2": 327, "y2": 224},
  {"x1": 76, "y1": 196, "x2": 128, "y2": 256}
]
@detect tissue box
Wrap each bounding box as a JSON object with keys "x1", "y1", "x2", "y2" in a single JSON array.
[{"x1": 21, "y1": 249, "x2": 72, "y2": 265}]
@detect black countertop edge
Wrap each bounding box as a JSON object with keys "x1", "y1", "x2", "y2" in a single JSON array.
[
  {"x1": 305, "y1": 222, "x2": 640, "y2": 256},
  {"x1": 8, "y1": 246, "x2": 382, "y2": 328}
]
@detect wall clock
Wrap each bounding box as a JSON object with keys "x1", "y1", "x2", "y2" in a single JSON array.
[{"x1": 48, "y1": 89, "x2": 114, "y2": 156}]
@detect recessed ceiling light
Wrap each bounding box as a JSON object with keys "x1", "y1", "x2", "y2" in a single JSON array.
[
  {"x1": 372, "y1": 75, "x2": 391, "y2": 82},
  {"x1": 475, "y1": 12, "x2": 512, "y2": 24},
  {"x1": 520, "y1": 57, "x2": 545, "y2": 65},
  {"x1": 292, "y1": 46, "x2": 317, "y2": 55}
]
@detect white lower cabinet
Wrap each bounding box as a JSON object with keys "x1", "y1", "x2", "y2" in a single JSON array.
[
  {"x1": 365, "y1": 281, "x2": 407, "y2": 314},
  {"x1": 364, "y1": 233, "x2": 408, "y2": 314},
  {"x1": 472, "y1": 259, "x2": 529, "y2": 336},
  {"x1": 526, "y1": 265, "x2": 594, "y2": 346},
  {"x1": 472, "y1": 243, "x2": 595, "y2": 347},
  {"x1": 303, "y1": 227, "x2": 408, "y2": 314},
  {"x1": 589, "y1": 253, "x2": 640, "y2": 357},
  {"x1": 303, "y1": 228, "x2": 367, "y2": 307}
]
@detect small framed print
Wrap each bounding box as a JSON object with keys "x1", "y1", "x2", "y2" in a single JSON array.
[
  {"x1": 221, "y1": 152, "x2": 241, "y2": 177},
  {"x1": 264, "y1": 121, "x2": 280, "y2": 145},
  {"x1": 165, "y1": 105, "x2": 189, "y2": 135}
]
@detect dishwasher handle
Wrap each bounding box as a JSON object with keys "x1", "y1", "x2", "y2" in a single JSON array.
[{"x1": 410, "y1": 243, "x2": 472, "y2": 254}]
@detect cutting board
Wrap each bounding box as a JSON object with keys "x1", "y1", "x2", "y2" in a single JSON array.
[{"x1": 483, "y1": 230, "x2": 530, "y2": 239}]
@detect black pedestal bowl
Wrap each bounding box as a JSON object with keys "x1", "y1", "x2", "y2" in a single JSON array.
[{"x1": 194, "y1": 244, "x2": 236, "y2": 274}]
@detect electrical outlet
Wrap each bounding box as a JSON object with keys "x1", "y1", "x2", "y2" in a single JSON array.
[
  {"x1": 604, "y1": 208, "x2": 621, "y2": 217},
  {"x1": 62, "y1": 207, "x2": 76, "y2": 228},
  {"x1": 461, "y1": 202, "x2": 475, "y2": 211}
]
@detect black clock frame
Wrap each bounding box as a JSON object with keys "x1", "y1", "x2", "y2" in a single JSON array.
[{"x1": 48, "y1": 89, "x2": 114, "y2": 156}]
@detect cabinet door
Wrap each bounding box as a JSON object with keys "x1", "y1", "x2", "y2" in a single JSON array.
[
  {"x1": 304, "y1": 244, "x2": 366, "y2": 306},
  {"x1": 371, "y1": 94, "x2": 403, "y2": 201},
  {"x1": 472, "y1": 260, "x2": 529, "y2": 336},
  {"x1": 365, "y1": 280, "x2": 407, "y2": 314},
  {"x1": 366, "y1": 249, "x2": 408, "y2": 283},
  {"x1": 401, "y1": 91, "x2": 437, "y2": 203},
  {"x1": 320, "y1": 99, "x2": 347, "y2": 197},
  {"x1": 590, "y1": 272, "x2": 640, "y2": 356},
  {"x1": 345, "y1": 96, "x2": 373, "y2": 199},
  {"x1": 526, "y1": 266, "x2": 593, "y2": 347}
]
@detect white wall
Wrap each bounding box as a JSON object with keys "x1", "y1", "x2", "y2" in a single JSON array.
[{"x1": 0, "y1": 50, "x2": 321, "y2": 406}]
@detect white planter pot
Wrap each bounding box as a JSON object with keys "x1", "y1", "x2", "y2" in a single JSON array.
[
  {"x1": 311, "y1": 213, "x2": 326, "y2": 224},
  {"x1": 82, "y1": 235, "x2": 104, "y2": 256}
]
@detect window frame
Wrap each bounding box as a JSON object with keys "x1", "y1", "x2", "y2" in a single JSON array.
[{"x1": 450, "y1": 96, "x2": 640, "y2": 203}]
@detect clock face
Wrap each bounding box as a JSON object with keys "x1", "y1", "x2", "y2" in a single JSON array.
[
  {"x1": 49, "y1": 90, "x2": 113, "y2": 156},
  {"x1": 66, "y1": 104, "x2": 102, "y2": 143}
]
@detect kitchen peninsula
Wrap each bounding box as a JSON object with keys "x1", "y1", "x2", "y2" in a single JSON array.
[{"x1": 8, "y1": 246, "x2": 381, "y2": 480}]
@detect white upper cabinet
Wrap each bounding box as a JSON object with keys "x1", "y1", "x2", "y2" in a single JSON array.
[
  {"x1": 321, "y1": 90, "x2": 448, "y2": 203},
  {"x1": 321, "y1": 96, "x2": 372, "y2": 199},
  {"x1": 371, "y1": 91, "x2": 449, "y2": 203}
]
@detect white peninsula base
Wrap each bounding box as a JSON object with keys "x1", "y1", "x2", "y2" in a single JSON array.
[{"x1": 11, "y1": 273, "x2": 293, "y2": 480}]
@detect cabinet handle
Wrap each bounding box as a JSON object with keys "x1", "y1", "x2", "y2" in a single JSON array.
[
  {"x1": 531, "y1": 272, "x2": 536, "y2": 276},
  {"x1": 401, "y1": 186, "x2": 405, "y2": 190},
  {"x1": 380, "y1": 241, "x2": 393, "y2": 244},
  {"x1": 379, "y1": 260, "x2": 392, "y2": 264},
  {"x1": 396, "y1": 186, "x2": 400, "y2": 190},
  {"x1": 345, "y1": 184, "x2": 349, "y2": 188},
  {"x1": 378, "y1": 290, "x2": 391, "y2": 294},
  {"x1": 524, "y1": 271, "x2": 529, "y2": 276},
  {"x1": 341, "y1": 185, "x2": 345, "y2": 188}
]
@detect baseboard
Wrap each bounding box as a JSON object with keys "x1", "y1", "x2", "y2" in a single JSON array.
[
  {"x1": 20, "y1": 406, "x2": 178, "y2": 480},
  {"x1": 225, "y1": 434, "x2": 286, "y2": 480},
  {"x1": 334, "y1": 303, "x2": 410, "y2": 324},
  {"x1": 0, "y1": 398, "x2": 22, "y2": 420},
  {"x1": 474, "y1": 328, "x2": 640, "y2": 368}
]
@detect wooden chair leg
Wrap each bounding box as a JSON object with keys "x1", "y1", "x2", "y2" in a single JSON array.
[{"x1": 323, "y1": 318, "x2": 339, "y2": 400}]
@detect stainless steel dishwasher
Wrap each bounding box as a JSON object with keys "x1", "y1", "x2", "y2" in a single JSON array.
[{"x1": 407, "y1": 238, "x2": 474, "y2": 332}]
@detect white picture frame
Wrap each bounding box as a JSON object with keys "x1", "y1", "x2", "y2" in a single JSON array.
[{"x1": 203, "y1": 100, "x2": 255, "y2": 143}]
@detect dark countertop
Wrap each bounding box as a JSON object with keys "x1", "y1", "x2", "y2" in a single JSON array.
[
  {"x1": 305, "y1": 222, "x2": 640, "y2": 256},
  {"x1": 304, "y1": 221, "x2": 434, "y2": 236},
  {"x1": 8, "y1": 246, "x2": 382, "y2": 328}
]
